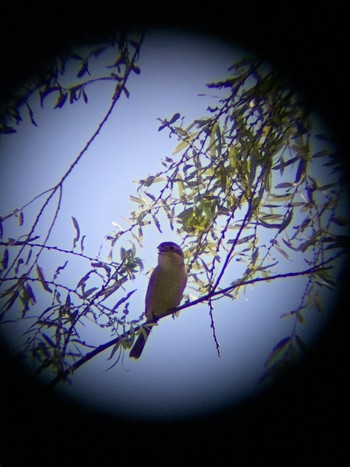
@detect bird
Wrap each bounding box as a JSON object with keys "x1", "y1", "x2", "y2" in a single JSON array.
[{"x1": 129, "y1": 241, "x2": 187, "y2": 359}]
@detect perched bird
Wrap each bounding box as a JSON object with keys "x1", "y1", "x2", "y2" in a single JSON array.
[{"x1": 129, "y1": 241, "x2": 187, "y2": 359}]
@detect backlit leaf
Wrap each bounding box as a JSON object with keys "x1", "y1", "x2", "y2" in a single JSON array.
[
  {"x1": 37, "y1": 266, "x2": 52, "y2": 293},
  {"x1": 18, "y1": 211, "x2": 24, "y2": 226},
  {"x1": 264, "y1": 336, "x2": 291, "y2": 367}
]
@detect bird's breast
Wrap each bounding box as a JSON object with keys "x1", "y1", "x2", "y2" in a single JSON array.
[{"x1": 145, "y1": 263, "x2": 186, "y2": 320}]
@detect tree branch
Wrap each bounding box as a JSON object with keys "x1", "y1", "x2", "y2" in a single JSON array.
[{"x1": 47, "y1": 263, "x2": 329, "y2": 388}]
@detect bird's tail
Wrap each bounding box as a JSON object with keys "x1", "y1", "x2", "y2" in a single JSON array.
[{"x1": 129, "y1": 324, "x2": 152, "y2": 359}]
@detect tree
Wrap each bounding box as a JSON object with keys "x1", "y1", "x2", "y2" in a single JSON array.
[{"x1": 0, "y1": 33, "x2": 348, "y2": 389}]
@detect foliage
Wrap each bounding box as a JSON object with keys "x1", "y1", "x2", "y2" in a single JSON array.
[
  {"x1": 0, "y1": 42, "x2": 348, "y2": 386},
  {"x1": 111, "y1": 59, "x2": 348, "y2": 378},
  {"x1": 0, "y1": 32, "x2": 145, "y2": 380},
  {"x1": 0, "y1": 33, "x2": 140, "y2": 135}
]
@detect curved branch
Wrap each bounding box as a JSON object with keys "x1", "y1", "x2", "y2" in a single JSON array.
[{"x1": 47, "y1": 263, "x2": 329, "y2": 388}]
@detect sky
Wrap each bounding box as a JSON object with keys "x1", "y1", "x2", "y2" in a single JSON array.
[{"x1": 0, "y1": 29, "x2": 345, "y2": 421}]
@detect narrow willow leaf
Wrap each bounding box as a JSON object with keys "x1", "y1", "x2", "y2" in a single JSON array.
[
  {"x1": 112, "y1": 289, "x2": 136, "y2": 311},
  {"x1": 53, "y1": 260, "x2": 69, "y2": 280},
  {"x1": 4, "y1": 290, "x2": 19, "y2": 311},
  {"x1": 130, "y1": 195, "x2": 146, "y2": 205},
  {"x1": 54, "y1": 92, "x2": 68, "y2": 109},
  {"x1": 258, "y1": 219, "x2": 282, "y2": 229},
  {"x1": 77, "y1": 60, "x2": 89, "y2": 78},
  {"x1": 26, "y1": 283, "x2": 36, "y2": 304},
  {"x1": 1, "y1": 248, "x2": 9, "y2": 269},
  {"x1": 25, "y1": 248, "x2": 32, "y2": 266},
  {"x1": 65, "y1": 293, "x2": 71, "y2": 310},
  {"x1": 172, "y1": 139, "x2": 189, "y2": 155},
  {"x1": 15, "y1": 258, "x2": 24, "y2": 274},
  {"x1": 275, "y1": 182, "x2": 293, "y2": 189},
  {"x1": 278, "y1": 210, "x2": 293, "y2": 233},
  {"x1": 295, "y1": 158, "x2": 306, "y2": 184},
  {"x1": 25, "y1": 103, "x2": 38, "y2": 127},
  {"x1": 18, "y1": 211, "x2": 24, "y2": 226},
  {"x1": 108, "y1": 342, "x2": 121, "y2": 361},
  {"x1": 152, "y1": 214, "x2": 163, "y2": 233},
  {"x1": 251, "y1": 247, "x2": 259, "y2": 266},
  {"x1": 275, "y1": 245, "x2": 290, "y2": 260},
  {"x1": 71, "y1": 216, "x2": 80, "y2": 249},
  {"x1": 264, "y1": 336, "x2": 291, "y2": 367},
  {"x1": 77, "y1": 270, "x2": 92, "y2": 289},
  {"x1": 236, "y1": 234, "x2": 255, "y2": 245},
  {"x1": 83, "y1": 287, "x2": 98, "y2": 298},
  {"x1": 330, "y1": 216, "x2": 347, "y2": 226},
  {"x1": 80, "y1": 234, "x2": 86, "y2": 253},
  {"x1": 42, "y1": 333, "x2": 55, "y2": 347},
  {"x1": 100, "y1": 282, "x2": 120, "y2": 299},
  {"x1": 37, "y1": 266, "x2": 52, "y2": 293}
]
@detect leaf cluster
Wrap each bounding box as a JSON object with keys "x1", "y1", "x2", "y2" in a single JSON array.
[
  {"x1": 1, "y1": 53, "x2": 348, "y2": 384},
  {"x1": 0, "y1": 33, "x2": 145, "y2": 378},
  {"x1": 0, "y1": 32, "x2": 141, "y2": 134},
  {"x1": 112, "y1": 58, "x2": 348, "y2": 373}
]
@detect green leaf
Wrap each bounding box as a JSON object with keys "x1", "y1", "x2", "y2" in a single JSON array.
[
  {"x1": 130, "y1": 195, "x2": 146, "y2": 205},
  {"x1": 278, "y1": 210, "x2": 293, "y2": 233},
  {"x1": 295, "y1": 158, "x2": 306, "y2": 184},
  {"x1": 65, "y1": 293, "x2": 71, "y2": 310},
  {"x1": 275, "y1": 182, "x2": 293, "y2": 189},
  {"x1": 26, "y1": 283, "x2": 36, "y2": 304},
  {"x1": 18, "y1": 211, "x2": 24, "y2": 226},
  {"x1": 275, "y1": 245, "x2": 290, "y2": 260},
  {"x1": 172, "y1": 139, "x2": 189, "y2": 155},
  {"x1": 37, "y1": 266, "x2": 52, "y2": 293},
  {"x1": 264, "y1": 336, "x2": 291, "y2": 367},
  {"x1": 108, "y1": 342, "x2": 121, "y2": 361}
]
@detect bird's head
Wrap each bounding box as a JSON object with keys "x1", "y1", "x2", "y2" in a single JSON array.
[{"x1": 157, "y1": 242, "x2": 185, "y2": 266}]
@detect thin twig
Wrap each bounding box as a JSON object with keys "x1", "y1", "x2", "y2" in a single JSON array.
[{"x1": 47, "y1": 263, "x2": 329, "y2": 388}]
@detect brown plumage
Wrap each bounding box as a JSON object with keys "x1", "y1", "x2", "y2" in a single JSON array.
[{"x1": 129, "y1": 242, "x2": 187, "y2": 359}]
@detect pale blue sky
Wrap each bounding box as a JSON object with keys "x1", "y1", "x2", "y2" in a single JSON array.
[{"x1": 0, "y1": 30, "x2": 342, "y2": 421}]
